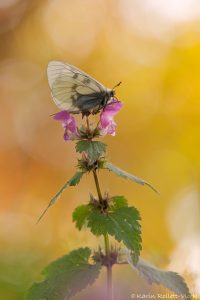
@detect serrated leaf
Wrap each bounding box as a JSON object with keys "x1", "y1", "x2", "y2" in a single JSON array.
[
  {"x1": 68, "y1": 172, "x2": 84, "y2": 186},
  {"x1": 26, "y1": 247, "x2": 101, "y2": 300},
  {"x1": 110, "y1": 195, "x2": 128, "y2": 209},
  {"x1": 88, "y1": 206, "x2": 141, "y2": 263},
  {"x1": 76, "y1": 140, "x2": 107, "y2": 163},
  {"x1": 72, "y1": 204, "x2": 91, "y2": 230},
  {"x1": 104, "y1": 162, "x2": 157, "y2": 193},
  {"x1": 37, "y1": 172, "x2": 84, "y2": 223},
  {"x1": 127, "y1": 255, "x2": 191, "y2": 299},
  {"x1": 73, "y1": 196, "x2": 142, "y2": 263}
]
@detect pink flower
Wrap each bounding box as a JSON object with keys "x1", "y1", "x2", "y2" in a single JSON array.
[
  {"x1": 53, "y1": 111, "x2": 77, "y2": 141},
  {"x1": 100, "y1": 100, "x2": 123, "y2": 136}
]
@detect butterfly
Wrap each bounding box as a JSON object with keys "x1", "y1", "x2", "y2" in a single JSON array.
[{"x1": 47, "y1": 61, "x2": 121, "y2": 116}]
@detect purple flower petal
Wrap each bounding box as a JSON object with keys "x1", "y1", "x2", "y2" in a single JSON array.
[
  {"x1": 100, "y1": 100, "x2": 123, "y2": 136},
  {"x1": 53, "y1": 110, "x2": 77, "y2": 141},
  {"x1": 53, "y1": 110, "x2": 70, "y2": 121}
]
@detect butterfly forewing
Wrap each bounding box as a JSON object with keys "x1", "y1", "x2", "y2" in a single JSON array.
[{"x1": 47, "y1": 61, "x2": 108, "y2": 113}]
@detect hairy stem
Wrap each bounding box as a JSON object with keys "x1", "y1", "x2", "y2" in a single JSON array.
[
  {"x1": 92, "y1": 169, "x2": 103, "y2": 204},
  {"x1": 92, "y1": 171, "x2": 113, "y2": 300}
]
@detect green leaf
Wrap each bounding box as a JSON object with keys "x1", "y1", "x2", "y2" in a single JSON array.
[
  {"x1": 128, "y1": 256, "x2": 191, "y2": 299},
  {"x1": 26, "y1": 247, "x2": 101, "y2": 300},
  {"x1": 73, "y1": 196, "x2": 142, "y2": 263},
  {"x1": 37, "y1": 172, "x2": 84, "y2": 223},
  {"x1": 72, "y1": 204, "x2": 91, "y2": 230},
  {"x1": 76, "y1": 140, "x2": 107, "y2": 163},
  {"x1": 89, "y1": 206, "x2": 141, "y2": 263},
  {"x1": 110, "y1": 195, "x2": 128, "y2": 209},
  {"x1": 104, "y1": 162, "x2": 157, "y2": 193},
  {"x1": 68, "y1": 172, "x2": 84, "y2": 186}
]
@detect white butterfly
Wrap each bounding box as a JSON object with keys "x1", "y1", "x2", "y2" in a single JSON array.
[{"x1": 47, "y1": 61, "x2": 120, "y2": 116}]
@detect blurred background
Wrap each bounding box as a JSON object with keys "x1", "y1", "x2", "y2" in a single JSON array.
[{"x1": 1, "y1": 0, "x2": 200, "y2": 299}]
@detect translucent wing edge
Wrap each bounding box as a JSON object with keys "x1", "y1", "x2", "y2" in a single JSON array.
[{"x1": 47, "y1": 60, "x2": 106, "y2": 91}]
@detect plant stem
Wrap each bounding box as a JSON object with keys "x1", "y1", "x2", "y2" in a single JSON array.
[
  {"x1": 104, "y1": 233, "x2": 110, "y2": 256},
  {"x1": 104, "y1": 234, "x2": 113, "y2": 300},
  {"x1": 92, "y1": 169, "x2": 103, "y2": 204},
  {"x1": 92, "y1": 170, "x2": 113, "y2": 300},
  {"x1": 107, "y1": 263, "x2": 112, "y2": 300},
  {"x1": 86, "y1": 116, "x2": 91, "y2": 135}
]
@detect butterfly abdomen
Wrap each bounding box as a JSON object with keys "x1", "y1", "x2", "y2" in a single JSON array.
[{"x1": 73, "y1": 89, "x2": 112, "y2": 114}]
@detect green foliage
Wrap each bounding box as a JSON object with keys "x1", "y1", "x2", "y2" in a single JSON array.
[
  {"x1": 88, "y1": 205, "x2": 142, "y2": 263},
  {"x1": 68, "y1": 171, "x2": 84, "y2": 186},
  {"x1": 76, "y1": 140, "x2": 107, "y2": 163},
  {"x1": 104, "y1": 162, "x2": 157, "y2": 193},
  {"x1": 73, "y1": 196, "x2": 142, "y2": 263},
  {"x1": 37, "y1": 171, "x2": 84, "y2": 223},
  {"x1": 26, "y1": 248, "x2": 101, "y2": 300},
  {"x1": 72, "y1": 204, "x2": 91, "y2": 230},
  {"x1": 110, "y1": 195, "x2": 128, "y2": 208},
  {"x1": 128, "y1": 256, "x2": 191, "y2": 299}
]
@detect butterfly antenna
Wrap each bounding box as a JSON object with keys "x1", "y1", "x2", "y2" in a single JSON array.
[{"x1": 112, "y1": 81, "x2": 122, "y2": 90}]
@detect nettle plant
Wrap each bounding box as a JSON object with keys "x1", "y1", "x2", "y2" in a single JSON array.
[{"x1": 26, "y1": 61, "x2": 191, "y2": 300}]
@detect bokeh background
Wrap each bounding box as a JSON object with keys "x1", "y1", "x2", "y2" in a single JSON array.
[{"x1": 1, "y1": 0, "x2": 200, "y2": 299}]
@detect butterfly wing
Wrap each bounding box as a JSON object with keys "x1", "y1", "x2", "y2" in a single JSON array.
[{"x1": 47, "y1": 61, "x2": 107, "y2": 113}]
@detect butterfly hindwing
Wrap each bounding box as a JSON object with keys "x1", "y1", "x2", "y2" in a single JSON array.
[{"x1": 47, "y1": 61, "x2": 107, "y2": 113}]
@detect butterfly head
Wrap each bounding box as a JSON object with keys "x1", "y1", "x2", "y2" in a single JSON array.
[
  {"x1": 108, "y1": 89, "x2": 115, "y2": 98},
  {"x1": 107, "y1": 81, "x2": 122, "y2": 100},
  {"x1": 107, "y1": 81, "x2": 122, "y2": 102}
]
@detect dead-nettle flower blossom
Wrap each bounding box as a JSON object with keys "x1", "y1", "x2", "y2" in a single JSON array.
[
  {"x1": 53, "y1": 110, "x2": 77, "y2": 141},
  {"x1": 100, "y1": 100, "x2": 123, "y2": 136},
  {"x1": 53, "y1": 100, "x2": 123, "y2": 141}
]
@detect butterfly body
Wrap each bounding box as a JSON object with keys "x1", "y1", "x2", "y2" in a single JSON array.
[
  {"x1": 72, "y1": 89, "x2": 114, "y2": 115},
  {"x1": 47, "y1": 61, "x2": 115, "y2": 116}
]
